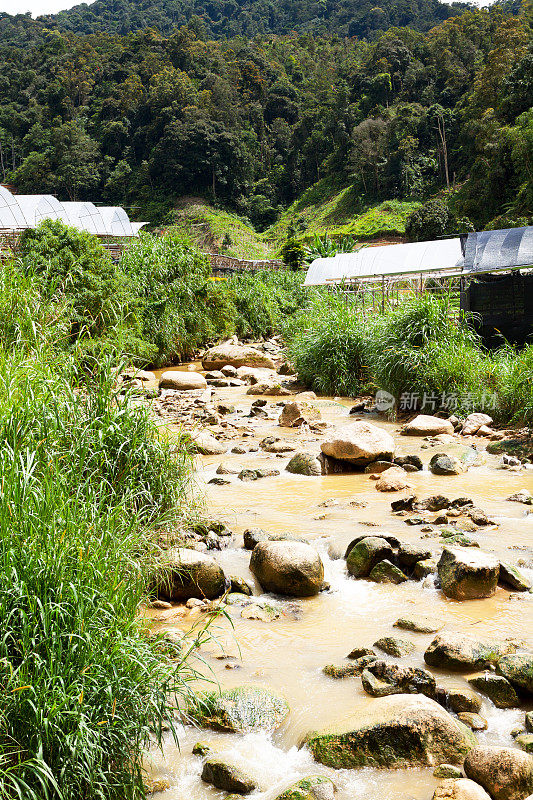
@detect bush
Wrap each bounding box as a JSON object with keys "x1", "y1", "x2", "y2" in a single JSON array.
[
  {"x1": 0, "y1": 350, "x2": 196, "y2": 799},
  {"x1": 286, "y1": 292, "x2": 371, "y2": 396},
  {"x1": 280, "y1": 237, "x2": 306, "y2": 270},
  {"x1": 19, "y1": 220, "x2": 128, "y2": 340},
  {"x1": 120, "y1": 231, "x2": 236, "y2": 364},
  {"x1": 406, "y1": 199, "x2": 473, "y2": 242}
]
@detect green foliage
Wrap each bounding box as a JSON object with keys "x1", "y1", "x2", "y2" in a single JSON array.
[
  {"x1": 285, "y1": 293, "x2": 370, "y2": 396},
  {"x1": 119, "y1": 231, "x2": 234, "y2": 365},
  {"x1": 286, "y1": 292, "x2": 533, "y2": 424},
  {"x1": 119, "y1": 232, "x2": 307, "y2": 364},
  {"x1": 304, "y1": 233, "x2": 357, "y2": 262},
  {"x1": 405, "y1": 199, "x2": 473, "y2": 242},
  {"x1": 49, "y1": 0, "x2": 468, "y2": 39},
  {"x1": 281, "y1": 238, "x2": 306, "y2": 270},
  {"x1": 0, "y1": 347, "x2": 198, "y2": 799},
  {"x1": 0, "y1": 3, "x2": 525, "y2": 232},
  {"x1": 19, "y1": 220, "x2": 126, "y2": 339}
]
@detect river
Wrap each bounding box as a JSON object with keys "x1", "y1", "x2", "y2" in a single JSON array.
[{"x1": 144, "y1": 370, "x2": 533, "y2": 799}]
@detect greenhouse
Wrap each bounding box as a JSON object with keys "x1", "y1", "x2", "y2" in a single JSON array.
[
  {"x1": 0, "y1": 185, "x2": 145, "y2": 237},
  {"x1": 304, "y1": 226, "x2": 533, "y2": 286}
]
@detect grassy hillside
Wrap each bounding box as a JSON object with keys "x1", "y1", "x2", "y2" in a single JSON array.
[
  {"x1": 165, "y1": 200, "x2": 276, "y2": 260},
  {"x1": 265, "y1": 178, "x2": 419, "y2": 244},
  {"x1": 164, "y1": 188, "x2": 420, "y2": 262}
]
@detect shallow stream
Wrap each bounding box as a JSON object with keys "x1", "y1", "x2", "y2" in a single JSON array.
[{"x1": 145, "y1": 370, "x2": 533, "y2": 800}]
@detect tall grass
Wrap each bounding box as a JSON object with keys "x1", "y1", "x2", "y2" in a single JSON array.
[
  {"x1": 286, "y1": 291, "x2": 533, "y2": 424},
  {"x1": 0, "y1": 349, "x2": 197, "y2": 799},
  {"x1": 119, "y1": 232, "x2": 309, "y2": 364}
]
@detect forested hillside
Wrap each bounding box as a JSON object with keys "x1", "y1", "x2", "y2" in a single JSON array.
[
  {"x1": 45, "y1": 0, "x2": 469, "y2": 39},
  {"x1": 0, "y1": 0, "x2": 531, "y2": 236}
]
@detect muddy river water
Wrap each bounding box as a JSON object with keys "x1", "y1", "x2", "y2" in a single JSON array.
[{"x1": 145, "y1": 368, "x2": 533, "y2": 800}]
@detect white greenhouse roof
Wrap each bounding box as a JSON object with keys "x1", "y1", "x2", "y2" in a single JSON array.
[
  {"x1": 97, "y1": 206, "x2": 135, "y2": 236},
  {"x1": 15, "y1": 194, "x2": 70, "y2": 228},
  {"x1": 0, "y1": 185, "x2": 142, "y2": 237},
  {"x1": 62, "y1": 201, "x2": 107, "y2": 235},
  {"x1": 304, "y1": 238, "x2": 464, "y2": 286},
  {"x1": 0, "y1": 185, "x2": 27, "y2": 229}
]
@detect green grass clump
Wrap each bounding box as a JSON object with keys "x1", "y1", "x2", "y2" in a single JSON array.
[
  {"x1": 286, "y1": 291, "x2": 533, "y2": 425},
  {"x1": 0, "y1": 346, "x2": 198, "y2": 799}
]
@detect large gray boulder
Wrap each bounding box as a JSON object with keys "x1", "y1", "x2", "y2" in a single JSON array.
[
  {"x1": 159, "y1": 370, "x2": 207, "y2": 390},
  {"x1": 438, "y1": 547, "x2": 500, "y2": 600},
  {"x1": 430, "y1": 453, "x2": 465, "y2": 475},
  {"x1": 402, "y1": 415, "x2": 454, "y2": 436},
  {"x1": 203, "y1": 342, "x2": 275, "y2": 370},
  {"x1": 321, "y1": 422, "x2": 395, "y2": 467},
  {"x1": 424, "y1": 633, "x2": 517, "y2": 672},
  {"x1": 155, "y1": 548, "x2": 226, "y2": 601},
  {"x1": 201, "y1": 759, "x2": 255, "y2": 794},
  {"x1": 250, "y1": 540, "x2": 324, "y2": 597},
  {"x1": 286, "y1": 452, "x2": 322, "y2": 476},
  {"x1": 464, "y1": 745, "x2": 533, "y2": 800},
  {"x1": 305, "y1": 694, "x2": 475, "y2": 769}
]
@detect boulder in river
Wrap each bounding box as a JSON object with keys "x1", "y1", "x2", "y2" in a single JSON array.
[
  {"x1": 429, "y1": 453, "x2": 465, "y2": 475},
  {"x1": 286, "y1": 452, "x2": 322, "y2": 476},
  {"x1": 462, "y1": 413, "x2": 493, "y2": 436},
  {"x1": 201, "y1": 758, "x2": 256, "y2": 794},
  {"x1": 499, "y1": 562, "x2": 532, "y2": 592},
  {"x1": 432, "y1": 778, "x2": 492, "y2": 800},
  {"x1": 346, "y1": 536, "x2": 394, "y2": 578},
  {"x1": 279, "y1": 401, "x2": 321, "y2": 428},
  {"x1": 369, "y1": 559, "x2": 408, "y2": 584},
  {"x1": 155, "y1": 548, "x2": 226, "y2": 601},
  {"x1": 250, "y1": 540, "x2": 324, "y2": 597},
  {"x1": 203, "y1": 342, "x2": 276, "y2": 370},
  {"x1": 159, "y1": 370, "x2": 207, "y2": 390},
  {"x1": 497, "y1": 653, "x2": 533, "y2": 694},
  {"x1": 402, "y1": 415, "x2": 455, "y2": 436},
  {"x1": 190, "y1": 430, "x2": 228, "y2": 455},
  {"x1": 274, "y1": 776, "x2": 336, "y2": 800},
  {"x1": 438, "y1": 547, "x2": 500, "y2": 600},
  {"x1": 321, "y1": 422, "x2": 395, "y2": 467},
  {"x1": 304, "y1": 694, "x2": 476, "y2": 768},
  {"x1": 243, "y1": 528, "x2": 305, "y2": 550},
  {"x1": 468, "y1": 674, "x2": 520, "y2": 708},
  {"x1": 189, "y1": 685, "x2": 289, "y2": 733},
  {"x1": 375, "y1": 468, "x2": 413, "y2": 492},
  {"x1": 464, "y1": 745, "x2": 533, "y2": 800},
  {"x1": 424, "y1": 633, "x2": 517, "y2": 672}
]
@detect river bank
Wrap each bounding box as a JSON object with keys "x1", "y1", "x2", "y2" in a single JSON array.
[{"x1": 140, "y1": 349, "x2": 533, "y2": 800}]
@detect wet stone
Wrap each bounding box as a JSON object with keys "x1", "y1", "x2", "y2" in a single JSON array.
[
  {"x1": 445, "y1": 688, "x2": 482, "y2": 714},
  {"x1": 369, "y1": 559, "x2": 408, "y2": 584},
  {"x1": 433, "y1": 764, "x2": 463, "y2": 779},
  {"x1": 468, "y1": 674, "x2": 520, "y2": 708},
  {"x1": 394, "y1": 615, "x2": 443, "y2": 633},
  {"x1": 373, "y1": 636, "x2": 416, "y2": 657},
  {"x1": 457, "y1": 712, "x2": 488, "y2": 731}
]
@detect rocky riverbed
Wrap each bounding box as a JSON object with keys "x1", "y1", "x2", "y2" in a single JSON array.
[{"x1": 134, "y1": 340, "x2": 533, "y2": 800}]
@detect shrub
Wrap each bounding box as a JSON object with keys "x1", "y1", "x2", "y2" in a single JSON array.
[
  {"x1": 280, "y1": 237, "x2": 306, "y2": 270},
  {"x1": 0, "y1": 350, "x2": 196, "y2": 799},
  {"x1": 19, "y1": 220, "x2": 127, "y2": 339},
  {"x1": 406, "y1": 199, "x2": 473, "y2": 242},
  {"x1": 286, "y1": 292, "x2": 371, "y2": 396}
]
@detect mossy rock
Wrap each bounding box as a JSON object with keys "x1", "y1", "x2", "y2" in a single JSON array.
[
  {"x1": 275, "y1": 775, "x2": 336, "y2": 800},
  {"x1": 305, "y1": 694, "x2": 476, "y2": 769},
  {"x1": 188, "y1": 685, "x2": 289, "y2": 733},
  {"x1": 497, "y1": 653, "x2": 533, "y2": 694}
]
